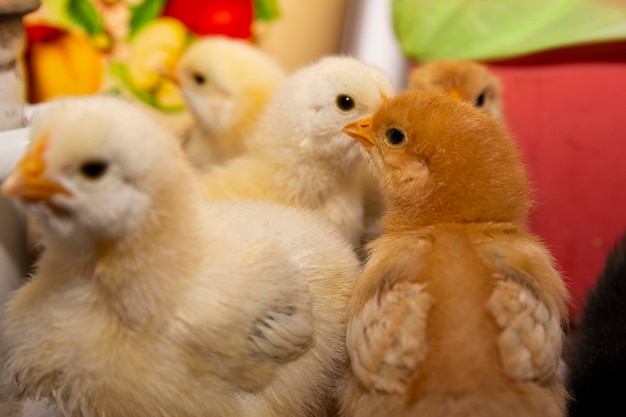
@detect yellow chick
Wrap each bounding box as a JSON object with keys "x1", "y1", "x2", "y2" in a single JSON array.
[
  {"x1": 340, "y1": 90, "x2": 568, "y2": 417},
  {"x1": 200, "y1": 55, "x2": 394, "y2": 249},
  {"x1": 408, "y1": 60, "x2": 503, "y2": 120},
  {"x1": 174, "y1": 36, "x2": 287, "y2": 170},
  {"x1": 0, "y1": 96, "x2": 360, "y2": 417}
]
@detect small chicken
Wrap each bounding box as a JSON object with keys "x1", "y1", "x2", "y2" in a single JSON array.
[
  {"x1": 565, "y1": 232, "x2": 626, "y2": 417},
  {"x1": 408, "y1": 60, "x2": 503, "y2": 120},
  {"x1": 364, "y1": 61, "x2": 503, "y2": 250},
  {"x1": 0, "y1": 96, "x2": 360, "y2": 417},
  {"x1": 200, "y1": 55, "x2": 394, "y2": 249},
  {"x1": 174, "y1": 36, "x2": 287, "y2": 169},
  {"x1": 340, "y1": 90, "x2": 568, "y2": 417},
  {"x1": 363, "y1": 60, "x2": 505, "y2": 256}
]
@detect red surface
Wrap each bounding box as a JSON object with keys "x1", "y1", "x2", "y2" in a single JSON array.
[
  {"x1": 162, "y1": 0, "x2": 253, "y2": 38},
  {"x1": 487, "y1": 42, "x2": 626, "y2": 318}
]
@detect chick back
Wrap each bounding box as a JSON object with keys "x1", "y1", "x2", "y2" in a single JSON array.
[
  {"x1": 412, "y1": 226, "x2": 564, "y2": 417},
  {"x1": 411, "y1": 226, "x2": 503, "y2": 396},
  {"x1": 343, "y1": 224, "x2": 565, "y2": 417}
]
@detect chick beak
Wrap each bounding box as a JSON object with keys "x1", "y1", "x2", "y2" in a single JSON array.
[
  {"x1": 158, "y1": 64, "x2": 181, "y2": 87},
  {"x1": 448, "y1": 88, "x2": 462, "y2": 101},
  {"x1": 1, "y1": 135, "x2": 70, "y2": 203},
  {"x1": 342, "y1": 116, "x2": 376, "y2": 148}
]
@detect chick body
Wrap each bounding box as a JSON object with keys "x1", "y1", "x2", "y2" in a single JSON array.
[
  {"x1": 1, "y1": 97, "x2": 360, "y2": 417},
  {"x1": 340, "y1": 90, "x2": 568, "y2": 417},
  {"x1": 342, "y1": 224, "x2": 566, "y2": 417}
]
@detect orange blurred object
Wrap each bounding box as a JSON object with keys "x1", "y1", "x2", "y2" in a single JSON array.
[{"x1": 25, "y1": 25, "x2": 104, "y2": 103}]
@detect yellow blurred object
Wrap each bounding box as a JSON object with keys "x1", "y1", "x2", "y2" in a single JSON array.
[
  {"x1": 126, "y1": 18, "x2": 189, "y2": 92},
  {"x1": 123, "y1": 17, "x2": 188, "y2": 111},
  {"x1": 27, "y1": 30, "x2": 104, "y2": 103},
  {"x1": 153, "y1": 78, "x2": 184, "y2": 111}
]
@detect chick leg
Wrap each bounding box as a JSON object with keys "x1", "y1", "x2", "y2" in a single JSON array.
[
  {"x1": 347, "y1": 281, "x2": 433, "y2": 394},
  {"x1": 486, "y1": 275, "x2": 562, "y2": 383}
]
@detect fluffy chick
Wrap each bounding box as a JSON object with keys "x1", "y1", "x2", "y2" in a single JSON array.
[
  {"x1": 364, "y1": 61, "x2": 504, "y2": 251},
  {"x1": 340, "y1": 90, "x2": 569, "y2": 417},
  {"x1": 175, "y1": 36, "x2": 287, "y2": 170},
  {"x1": 408, "y1": 60, "x2": 503, "y2": 120},
  {"x1": 565, "y1": 232, "x2": 626, "y2": 417},
  {"x1": 200, "y1": 55, "x2": 394, "y2": 249},
  {"x1": 0, "y1": 96, "x2": 360, "y2": 417}
]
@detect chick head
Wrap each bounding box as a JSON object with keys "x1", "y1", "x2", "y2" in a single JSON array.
[
  {"x1": 1, "y1": 96, "x2": 189, "y2": 246},
  {"x1": 257, "y1": 55, "x2": 394, "y2": 164},
  {"x1": 174, "y1": 36, "x2": 286, "y2": 134},
  {"x1": 409, "y1": 60, "x2": 503, "y2": 121},
  {"x1": 343, "y1": 90, "x2": 531, "y2": 229}
]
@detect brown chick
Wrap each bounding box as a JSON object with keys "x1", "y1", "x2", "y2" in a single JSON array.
[
  {"x1": 361, "y1": 60, "x2": 503, "y2": 251},
  {"x1": 408, "y1": 60, "x2": 503, "y2": 120},
  {"x1": 340, "y1": 90, "x2": 569, "y2": 417}
]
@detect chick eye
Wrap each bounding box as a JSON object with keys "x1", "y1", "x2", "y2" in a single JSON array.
[
  {"x1": 79, "y1": 161, "x2": 108, "y2": 180},
  {"x1": 192, "y1": 72, "x2": 206, "y2": 85},
  {"x1": 386, "y1": 127, "x2": 406, "y2": 146},
  {"x1": 475, "y1": 90, "x2": 486, "y2": 107},
  {"x1": 335, "y1": 94, "x2": 355, "y2": 111}
]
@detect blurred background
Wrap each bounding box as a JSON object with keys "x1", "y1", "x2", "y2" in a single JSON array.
[{"x1": 1, "y1": 0, "x2": 626, "y2": 322}]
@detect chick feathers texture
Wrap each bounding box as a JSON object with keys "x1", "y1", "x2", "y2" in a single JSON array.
[
  {"x1": 1, "y1": 96, "x2": 360, "y2": 417},
  {"x1": 408, "y1": 60, "x2": 503, "y2": 120},
  {"x1": 341, "y1": 90, "x2": 568, "y2": 417},
  {"x1": 565, "y1": 232, "x2": 626, "y2": 417},
  {"x1": 200, "y1": 55, "x2": 394, "y2": 248},
  {"x1": 176, "y1": 36, "x2": 287, "y2": 169}
]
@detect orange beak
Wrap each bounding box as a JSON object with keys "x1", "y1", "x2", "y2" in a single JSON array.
[
  {"x1": 157, "y1": 64, "x2": 181, "y2": 87},
  {"x1": 448, "y1": 88, "x2": 462, "y2": 100},
  {"x1": 1, "y1": 135, "x2": 70, "y2": 203},
  {"x1": 342, "y1": 116, "x2": 376, "y2": 148}
]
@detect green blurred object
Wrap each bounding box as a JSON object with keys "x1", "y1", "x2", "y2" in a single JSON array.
[
  {"x1": 254, "y1": 0, "x2": 281, "y2": 21},
  {"x1": 393, "y1": 0, "x2": 626, "y2": 61},
  {"x1": 129, "y1": 0, "x2": 167, "y2": 38},
  {"x1": 66, "y1": 0, "x2": 104, "y2": 35}
]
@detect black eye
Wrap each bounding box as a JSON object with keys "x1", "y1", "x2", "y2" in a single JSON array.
[
  {"x1": 386, "y1": 127, "x2": 406, "y2": 146},
  {"x1": 336, "y1": 94, "x2": 355, "y2": 111},
  {"x1": 80, "y1": 161, "x2": 108, "y2": 179},
  {"x1": 193, "y1": 72, "x2": 206, "y2": 85},
  {"x1": 475, "y1": 90, "x2": 486, "y2": 107}
]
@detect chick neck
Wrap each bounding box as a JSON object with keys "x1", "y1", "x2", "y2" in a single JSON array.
[
  {"x1": 380, "y1": 185, "x2": 531, "y2": 234},
  {"x1": 258, "y1": 130, "x2": 364, "y2": 206}
]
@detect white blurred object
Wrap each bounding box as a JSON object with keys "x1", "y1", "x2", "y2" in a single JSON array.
[
  {"x1": 23, "y1": 103, "x2": 48, "y2": 124},
  {"x1": 0, "y1": 127, "x2": 29, "y2": 178},
  {"x1": 341, "y1": 0, "x2": 410, "y2": 91},
  {"x1": 0, "y1": 127, "x2": 30, "y2": 328},
  {"x1": 22, "y1": 400, "x2": 57, "y2": 417}
]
